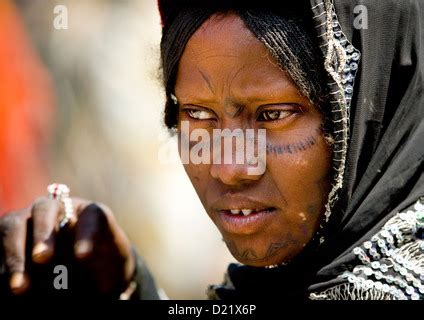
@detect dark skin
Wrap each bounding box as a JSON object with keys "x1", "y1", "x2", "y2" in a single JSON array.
[
  {"x1": 0, "y1": 198, "x2": 134, "y2": 296},
  {"x1": 175, "y1": 13, "x2": 332, "y2": 267},
  {"x1": 0, "y1": 12, "x2": 332, "y2": 296}
]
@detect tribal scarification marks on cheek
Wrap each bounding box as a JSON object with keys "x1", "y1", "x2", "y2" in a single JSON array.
[{"x1": 266, "y1": 136, "x2": 317, "y2": 156}]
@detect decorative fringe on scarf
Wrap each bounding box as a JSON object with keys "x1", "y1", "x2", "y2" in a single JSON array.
[
  {"x1": 309, "y1": 283, "x2": 397, "y2": 300},
  {"x1": 310, "y1": 199, "x2": 424, "y2": 300},
  {"x1": 310, "y1": 0, "x2": 361, "y2": 244}
]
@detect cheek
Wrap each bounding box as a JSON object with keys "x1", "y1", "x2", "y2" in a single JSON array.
[
  {"x1": 179, "y1": 135, "x2": 211, "y2": 202},
  {"x1": 182, "y1": 163, "x2": 208, "y2": 185},
  {"x1": 266, "y1": 132, "x2": 332, "y2": 222}
]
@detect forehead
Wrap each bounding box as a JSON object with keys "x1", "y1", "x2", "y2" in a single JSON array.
[
  {"x1": 185, "y1": 13, "x2": 268, "y2": 63},
  {"x1": 176, "y1": 13, "x2": 297, "y2": 99}
]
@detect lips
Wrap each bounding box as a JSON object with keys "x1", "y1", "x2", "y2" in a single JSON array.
[
  {"x1": 227, "y1": 208, "x2": 263, "y2": 216},
  {"x1": 211, "y1": 196, "x2": 278, "y2": 235}
]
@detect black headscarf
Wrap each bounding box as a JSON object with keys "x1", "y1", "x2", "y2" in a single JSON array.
[{"x1": 158, "y1": 0, "x2": 424, "y2": 300}]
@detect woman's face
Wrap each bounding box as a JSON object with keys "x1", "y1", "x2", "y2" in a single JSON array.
[{"x1": 175, "y1": 13, "x2": 332, "y2": 267}]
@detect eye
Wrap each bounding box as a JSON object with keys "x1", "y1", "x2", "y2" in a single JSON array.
[
  {"x1": 186, "y1": 109, "x2": 215, "y2": 120},
  {"x1": 257, "y1": 109, "x2": 293, "y2": 121}
]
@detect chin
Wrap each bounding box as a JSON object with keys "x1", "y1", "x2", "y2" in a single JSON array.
[
  {"x1": 238, "y1": 257, "x2": 287, "y2": 268},
  {"x1": 224, "y1": 237, "x2": 294, "y2": 268}
]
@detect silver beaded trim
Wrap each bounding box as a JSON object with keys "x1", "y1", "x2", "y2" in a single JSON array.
[
  {"x1": 310, "y1": 199, "x2": 424, "y2": 300},
  {"x1": 310, "y1": 0, "x2": 361, "y2": 244}
]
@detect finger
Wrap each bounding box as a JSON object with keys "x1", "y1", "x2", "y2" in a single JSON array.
[
  {"x1": 0, "y1": 210, "x2": 31, "y2": 294},
  {"x1": 31, "y1": 197, "x2": 60, "y2": 264},
  {"x1": 74, "y1": 203, "x2": 111, "y2": 259},
  {"x1": 74, "y1": 202, "x2": 135, "y2": 282}
]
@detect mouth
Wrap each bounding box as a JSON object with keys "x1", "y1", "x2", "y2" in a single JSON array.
[{"x1": 217, "y1": 207, "x2": 277, "y2": 235}]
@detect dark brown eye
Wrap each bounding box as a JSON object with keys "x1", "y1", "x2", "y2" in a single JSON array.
[
  {"x1": 257, "y1": 110, "x2": 292, "y2": 121},
  {"x1": 186, "y1": 109, "x2": 214, "y2": 120}
]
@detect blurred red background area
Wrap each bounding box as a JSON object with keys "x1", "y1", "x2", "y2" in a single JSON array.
[{"x1": 0, "y1": 0, "x2": 55, "y2": 215}]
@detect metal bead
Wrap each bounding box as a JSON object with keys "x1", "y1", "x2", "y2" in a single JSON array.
[
  {"x1": 381, "y1": 230, "x2": 390, "y2": 238},
  {"x1": 350, "y1": 62, "x2": 358, "y2": 71},
  {"x1": 414, "y1": 201, "x2": 424, "y2": 211},
  {"x1": 389, "y1": 286, "x2": 398, "y2": 295},
  {"x1": 364, "y1": 268, "x2": 373, "y2": 276},
  {"x1": 364, "y1": 241, "x2": 373, "y2": 249},
  {"x1": 411, "y1": 293, "x2": 420, "y2": 300},
  {"x1": 345, "y1": 85, "x2": 353, "y2": 95},
  {"x1": 369, "y1": 248, "x2": 378, "y2": 255},
  {"x1": 413, "y1": 279, "x2": 421, "y2": 288},
  {"x1": 406, "y1": 286, "x2": 414, "y2": 295},
  {"x1": 351, "y1": 52, "x2": 360, "y2": 61},
  {"x1": 374, "y1": 282, "x2": 383, "y2": 290},
  {"x1": 395, "y1": 255, "x2": 404, "y2": 264},
  {"x1": 390, "y1": 226, "x2": 399, "y2": 234},
  {"x1": 353, "y1": 247, "x2": 361, "y2": 255},
  {"x1": 365, "y1": 280, "x2": 374, "y2": 289},
  {"x1": 372, "y1": 254, "x2": 381, "y2": 260},
  {"x1": 380, "y1": 264, "x2": 388, "y2": 273}
]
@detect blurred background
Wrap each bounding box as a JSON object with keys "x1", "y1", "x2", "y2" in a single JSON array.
[{"x1": 0, "y1": 0, "x2": 234, "y2": 299}]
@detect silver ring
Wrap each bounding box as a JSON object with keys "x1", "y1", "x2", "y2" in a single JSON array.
[{"x1": 47, "y1": 183, "x2": 74, "y2": 228}]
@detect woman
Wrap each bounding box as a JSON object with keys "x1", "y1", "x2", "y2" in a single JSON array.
[{"x1": 0, "y1": 0, "x2": 423, "y2": 300}]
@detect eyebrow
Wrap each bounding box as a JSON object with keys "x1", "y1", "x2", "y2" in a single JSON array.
[{"x1": 197, "y1": 68, "x2": 214, "y2": 95}]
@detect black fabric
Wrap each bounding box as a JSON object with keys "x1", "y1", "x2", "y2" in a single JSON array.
[
  {"x1": 158, "y1": 0, "x2": 424, "y2": 299},
  {"x1": 311, "y1": 0, "x2": 424, "y2": 290}
]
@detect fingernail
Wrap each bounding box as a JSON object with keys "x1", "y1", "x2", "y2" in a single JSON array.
[
  {"x1": 75, "y1": 240, "x2": 93, "y2": 258},
  {"x1": 32, "y1": 242, "x2": 49, "y2": 262},
  {"x1": 10, "y1": 273, "x2": 25, "y2": 291}
]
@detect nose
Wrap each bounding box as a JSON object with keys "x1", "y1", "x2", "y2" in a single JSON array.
[
  {"x1": 209, "y1": 124, "x2": 266, "y2": 185},
  {"x1": 210, "y1": 160, "x2": 263, "y2": 186}
]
